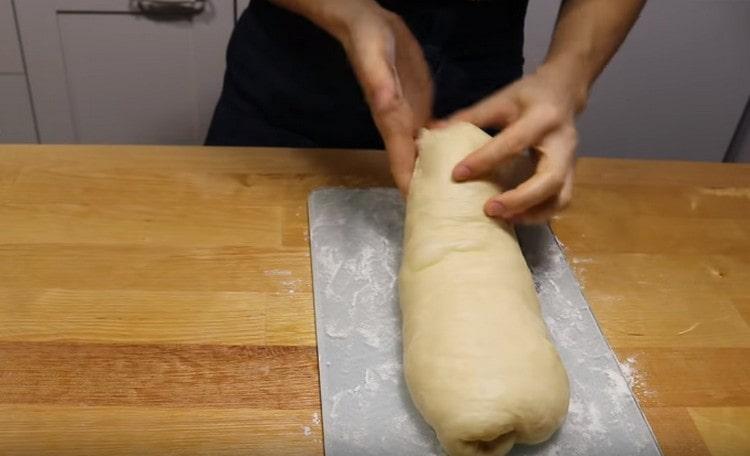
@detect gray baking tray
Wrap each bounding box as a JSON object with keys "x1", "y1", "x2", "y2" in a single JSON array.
[{"x1": 308, "y1": 187, "x2": 661, "y2": 456}]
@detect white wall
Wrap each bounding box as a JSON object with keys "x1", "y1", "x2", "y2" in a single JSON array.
[{"x1": 524, "y1": 0, "x2": 750, "y2": 161}]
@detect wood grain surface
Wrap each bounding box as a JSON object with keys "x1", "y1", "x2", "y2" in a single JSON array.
[
  {"x1": 0, "y1": 144, "x2": 749, "y2": 455},
  {"x1": 555, "y1": 159, "x2": 750, "y2": 456}
]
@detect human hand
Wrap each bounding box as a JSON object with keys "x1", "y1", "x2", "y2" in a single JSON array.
[
  {"x1": 438, "y1": 67, "x2": 586, "y2": 224},
  {"x1": 328, "y1": 3, "x2": 433, "y2": 195},
  {"x1": 270, "y1": 0, "x2": 432, "y2": 195}
]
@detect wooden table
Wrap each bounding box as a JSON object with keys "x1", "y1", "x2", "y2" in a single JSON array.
[{"x1": 0, "y1": 145, "x2": 748, "y2": 456}]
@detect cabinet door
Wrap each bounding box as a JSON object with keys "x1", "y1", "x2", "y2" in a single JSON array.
[
  {"x1": 15, "y1": 0, "x2": 234, "y2": 144},
  {"x1": 0, "y1": 0, "x2": 24, "y2": 73},
  {"x1": 524, "y1": 0, "x2": 750, "y2": 161},
  {"x1": 0, "y1": 75, "x2": 37, "y2": 143},
  {"x1": 0, "y1": 0, "x2": 37, "y2": 143}
]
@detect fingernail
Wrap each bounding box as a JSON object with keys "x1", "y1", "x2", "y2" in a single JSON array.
[
  {"x1": 486, "y1": 201, "x2": 506, "y2": 217},
  {"x1": 453, "y1": 165, "x2": 471, "y2": 181}
]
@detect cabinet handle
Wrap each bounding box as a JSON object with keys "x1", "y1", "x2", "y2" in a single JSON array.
[{"x1": 135, "y1": 0, "x2": 205, "y2": 16}]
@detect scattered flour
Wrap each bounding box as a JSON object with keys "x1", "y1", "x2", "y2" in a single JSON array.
[
  {"x1": 263, "y1": 269, "x2": 299, "y2": 294},
  {"x1": 689, "y1": 195, "x2": 699, "y2": 211},
  {"x1": 364, "y1": 368, "x2": 379, "y2": 392},
  {"x1": 618, "y1": 355, "x2": 656, "y2": 399},
  {"x1": 586, "y1": 403, "x2": 606, "y2": 436},
  {"x1": 280, "y1": 278, "x2": 303, "y2": 295},
  {"x1": 618, "y1": 356, "x2": 638, "y2": 387},
  {"x1": 358, "y1": 322, "x2": 383, "y2": 348},
  {"x1": 603, "y1": 367, "x2": 633, "y2": 406},
  {"x1": 571, "y1": 257, "x2": 594, "y2": 264},
  {"x1": 263, "y1": 269, "x2": 292, "y2": 277},
  {"x1": 698, "y1": 187, "x2": 750, "y2": 199},
  {"x1": 677, "y1": 322, "x2": 701, "y2": 335},
  {"x1": 325, "y1": 323, "x2": 352, "y2": 339},
  {"x1": 329, "y1": 385, "x2": 362, "y2": 419},
  {"x1": 375, "y1": 360, "x2": 401, "y2": 383}
]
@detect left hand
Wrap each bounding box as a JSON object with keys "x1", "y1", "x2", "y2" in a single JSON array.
[
  {"x1": 268, "y1": 0, "x2": 432, "y2": 196},
  {"x1": 438, "y1": 67, "x2": 586, "y2": 224},
  {"x1": 339, "y1": 9, "x2": 433, "y2": 196}
]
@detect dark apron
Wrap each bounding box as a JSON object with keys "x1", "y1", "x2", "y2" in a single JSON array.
[{"x1": 205, "y1": 0, "x2": 528, "y2": 148}]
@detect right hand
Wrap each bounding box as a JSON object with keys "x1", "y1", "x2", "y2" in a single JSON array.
[{"x1": 271, "y1": 0, "x2": 434, "y2": 195}]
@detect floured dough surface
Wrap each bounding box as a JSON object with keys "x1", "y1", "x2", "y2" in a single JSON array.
[{"x1": 398, "y1": 122, "x2": 569, "y2": 456}]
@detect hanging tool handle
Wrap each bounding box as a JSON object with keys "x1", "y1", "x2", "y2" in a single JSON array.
[{"x1": 135, "y1": 0, "x2": 205, "y2": 16}]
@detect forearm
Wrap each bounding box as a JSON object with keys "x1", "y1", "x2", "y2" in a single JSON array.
[
  {"x1": 539, "y1": 0, "x2": 646, "y2": 111},
  {"x1": 267, "y1": 0, "x2": 381, "y2": 41}
]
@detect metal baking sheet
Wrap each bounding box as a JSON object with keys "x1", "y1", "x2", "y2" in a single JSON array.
[{"x1": 308, "y1": 187, "x2": 661, "y2": 456}]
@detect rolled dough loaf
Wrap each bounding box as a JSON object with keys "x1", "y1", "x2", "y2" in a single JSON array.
[{"x1": 399, "y1": 122, "x2": 569, "y2": 456}]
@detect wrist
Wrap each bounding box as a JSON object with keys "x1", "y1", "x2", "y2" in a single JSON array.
[
  {"x1": 535, "y1": 59, "x2": 592, "y2": 114},
  {"x1": 309, "y1": 0, "x2": 385, "y2": 44}
]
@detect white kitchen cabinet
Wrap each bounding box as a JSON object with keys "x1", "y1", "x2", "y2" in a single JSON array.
[
  {"x1": 0, "y1": 0, "x2": 37, "y2": 143},
  {"x1": 0, "y1": 0, "x2": 24, "y2": 73},
  {"x1": 14, "y1": 0, "x2": 234, "y2": 144},
  {"x1": 524, "y1": 0, "x2": 750, "y2": 161},
  {"x1": 8, "y1": 0, "x2": 750, "y2": 156},
  {"x1": 0, "y1": 75, "x2": 37, "y2": 143}
]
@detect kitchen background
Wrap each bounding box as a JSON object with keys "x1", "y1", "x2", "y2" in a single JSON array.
[{"x1": 1, "y1": 0, "x2": 748, "y2": 162}]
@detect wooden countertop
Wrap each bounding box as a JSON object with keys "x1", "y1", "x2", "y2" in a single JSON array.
[{"x1": 0, "y1": 145, "x2": 748, "y2": 456}]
